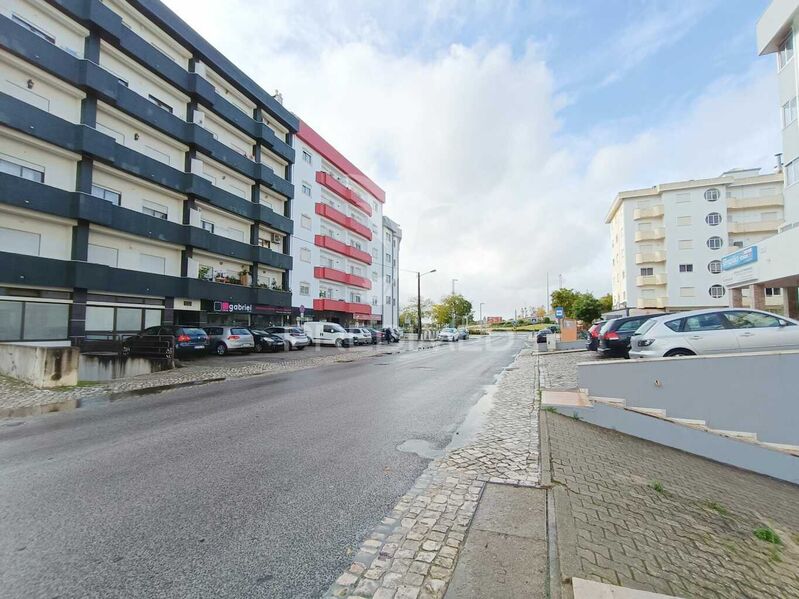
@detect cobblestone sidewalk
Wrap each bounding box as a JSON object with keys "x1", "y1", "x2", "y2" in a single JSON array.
[
  {"x1": 323, "y1": 346, "x2": 540, "y2": 599},
  {"x1": 539, "y1": 352, "x2": 799, "y2": 599},
  {"x1": 0, "y1": 340, "x2": 436, "y2": 417}
]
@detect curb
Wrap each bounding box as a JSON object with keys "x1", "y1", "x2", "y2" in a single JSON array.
[{"x1": 0, "y1": 398, "x2": 78, "y2": 419}]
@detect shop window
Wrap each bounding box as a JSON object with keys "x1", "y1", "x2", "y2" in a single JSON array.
[
  {"x1": 0, "y1": 300, "x2": 68, "y2": 341},
  {"x1": 0, "y1": 301, "x2": 23, "y2": 340}
]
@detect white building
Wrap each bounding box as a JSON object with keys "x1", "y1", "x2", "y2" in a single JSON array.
[
  {"x1": 381, "y1": 216, "x2": 402, "y2": 328},
  {"x1": 718, "y1": 0, "x2": 799, "y2": 319},
  {"x1": 291, "y1": 121, "x2": 390, "y2": 327},
  {"x1": 607, "y1": 169, "x2": 785, "y2": 312}
]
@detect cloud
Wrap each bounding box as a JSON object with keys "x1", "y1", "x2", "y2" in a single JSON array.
[{"x1": 164, "y1": 1, "x2": 778, "y2": 317}]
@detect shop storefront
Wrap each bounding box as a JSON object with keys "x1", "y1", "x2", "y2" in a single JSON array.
[
  {"x1": 175, "y1": 299, "x2": 292, "y2": 328},
  {"x1": 0, "y1": 286, "x2": 72, "y2": 345}
]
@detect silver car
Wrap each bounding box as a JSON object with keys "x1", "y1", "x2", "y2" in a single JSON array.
[
  {"x1": 630, "y1": 308, "x2": 799, "y2": 358},
  {"x1": 203, "y1": 326, "x2": 255, "y2": 356},
  {"x1": 438, "y1": 327, "x2": 459, "y2": 342},
  {"x1": 347, "y1": 327, "x2": 372, "y2": 345}
]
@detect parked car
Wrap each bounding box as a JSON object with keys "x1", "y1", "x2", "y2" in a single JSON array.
[
  {"x1": 366, "y1": 328, "x2": 383, "y2": 344},
  {"x1": 265, "y1": 326, "x2": 310, "y2": 350},
  {"x1": 536, "y1": 328, "x2": 552, "y2": 343},
  {"x1": 123, "y1": 325, "x2": 208, "y2": 356},
  {"x1": 347, "y1": 327, "x2": 373, "y2": 345},
  {"x1": 630, "y1": 308, "x2": 799, "y2": 359},
  {"x1": 585, "y1": 322, "x2": 604, "y2": 351},
  {"x1": 457, "y1": 328, "x2": 469, "y2": 340},
  {"x1": 303, "y1": 321, "x2": 355, "y2": 347},
  {"x1": 597, "y1": 314, "x2": 662, "y2": 358},
  {"x1": 383, "y1": 328, "x2": 400, "y2": 343},
  {"x1": 438, "y1": 327, "x2": 460, "y2": 342},
  {"x1": 203, "y1": 326, "x2": 255, "y2": 356},
  {"x1": 249, "y1": 329, "x2": 285, "y2": 353}
]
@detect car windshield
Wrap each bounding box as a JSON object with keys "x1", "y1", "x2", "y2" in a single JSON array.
[{"x1": 290, "y1": 327, "x2": 305, "y2": 334}]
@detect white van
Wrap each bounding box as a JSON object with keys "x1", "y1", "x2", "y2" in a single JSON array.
[{"x1": 303, "y1": 321, "x2": 356, "y2": 347}]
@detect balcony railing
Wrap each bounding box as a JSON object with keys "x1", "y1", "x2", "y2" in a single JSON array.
[
  {"x1": 314, "y1": 266, "x2": 371, "y2": 289},
  {"x1": 727, "y1": 220, "x2": 782, "y2": 234},
  {"x1": 314, "y1": 235, "x2": 372, "y2": 264},
  {"x1": 315, "y1": 203, "x2": 372, "y2": 239},
  {"x1": 637, "y1": 297, "x2": 667, "y2": 309},
  {"x1": 634, "y1": 251, "x2": 667, "y2": 264},
  {"x1": 726, "y1": 196, "x2": 783, "y2": 210},
  {"x1": 315, "y1": 172, "x2": 372, "y2": 216},
  {"x1": 633, "y1": 205, "x2": 664, "y2": 220},
  {"x1": 636, "y1": 274, "x2": 668, "y2": 286},
  {"x1": 634, "y1": 228, "x2": 666, "y2": 242},
  {"x1": 313, "y1": 298, "x2": 372, "y2": 315}
]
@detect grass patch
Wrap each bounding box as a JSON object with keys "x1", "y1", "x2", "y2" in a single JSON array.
[
  {"x1": 52, "y1": 380, "x2": 102, "y2": 391},
  {"x1": 705, "y1": 501, "x2": 729, "y2": 516},
  {"x1": 570, "y1": 412, "x2": 582, "y2": 421},
  {"x1": 769, "y1": 547, "x2": 783, "y2": 563},
  {"x1": 754, "y1": 526, "x2": 782, "y2": 545},
  {"x1": 543, "y1": 406, "x2": 558, "y2": 414},
  {"x1": 649, "y1": 481, "x2": 665, "y2": 494}
]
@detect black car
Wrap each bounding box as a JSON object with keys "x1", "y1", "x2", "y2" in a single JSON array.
[
  {"x1": 536, "y1": 328, "x2": 552, "y2": 343},
  {"x1": 598, "y1": 314, "x2": 662, "y2": 358},
  {"x1": 250, "y1": 329, "x2": 286, "y2": 353},
  {"x1": 366, "y1": 328, "x2": 382, "y2": 344},
  {"x1": 123, "y1": 325, "x2": 208, "y2": 357}
]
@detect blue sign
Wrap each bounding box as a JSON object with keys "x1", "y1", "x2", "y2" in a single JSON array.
[
  {"x1": 555, "y1": 306, "x2": 564, "y2": 319},
  {"x1": 722, "y1": 246, "x2": 758, "y2": 271}
]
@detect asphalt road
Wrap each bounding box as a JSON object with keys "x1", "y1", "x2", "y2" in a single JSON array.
[{"x1": 0, "y1": 333, "x2": 528, "y2": 598}]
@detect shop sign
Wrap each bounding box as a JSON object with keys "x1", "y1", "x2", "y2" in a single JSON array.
[
  {"x1": 722, "y1": 246, "x2": 758, "y2": 271},
  {"x1": 214, "y1": 301, "x2": 253, "y2": 313}
]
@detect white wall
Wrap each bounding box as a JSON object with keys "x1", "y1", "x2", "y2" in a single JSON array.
[
  {"x1": 194, "y1": 154, "x2": 253, "y2": 200},
  {"x1": 92, "y1": 165, "x2": 185, "y2": 223},
  {"x1": 1, "y1": 0, "x2": 87, "y2": 58},
  {"x1": 87, "y1": 226, "x2": 181, "y2": 276},
  {"x1": 0, "y1": 205, "x2": 73, "y2": 259},
  {"x1": 0, "y1": 128, "x2": 78, "y2": 191}
]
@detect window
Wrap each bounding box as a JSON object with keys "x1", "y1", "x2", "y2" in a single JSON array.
[
  {"x1": 665, "y1": 319, "x2": 683, "y2": 332},
  {"x1": 676, "y1": 216, "x2": 691, "y2": 226},
  {"x1": 201, "y1": 220, "x2": 215, "y2": 233},
  {"x1": 678, "y1": 239, "x2": 693, "y2": 250},
  {"x1": 302, "y1": 150, "x2": 312, "y2": 164},
  {"x1": 675, "y1": 193, "x2": 690, "y2": 204},
  {"x1": 0, "y1": 227, "x2": 40, "y2": 256},
  {"x1": 87, "y1": 243, "x2": 118, "y2": 267},
  {"x1": 704, "y1": 188, "x2": 720, "y2": 201},
  {"x1": 724, "y1": 310, "x2": 782, "y2": 329},
  {"x1": 142, "y1": 200, "x2": 168, "y2": 220},
  {"x1": 385, "y1": 274, "x2": 392, "y2": 283},
  {"x1": 707, "y1": 236, "x2": 723, "y2": 250},
  {"x1": 0, "y1": 157, "x2": 44, "y2": 182},
  {"x1": 350, "y1": 293, "x2": 361, "y2": 303},
  {"x1": 705, "y1": 212, "x2": 722, "y2": 226},
  {"x1": 386, "y1": 295, "x2": 391, "y2": 304},
  {"x1": 372, "y1": 271, "x2": 378, "y2": 281},
  {"x1": 91, "y1": 184, "x2": 121, "y2": 205},
  {"x1": 708, "y1": 284, "x2": 726, "y2": 298},
  {"x1": 148, "y1": 94, "x2": 173, "y2": 114},
  {"x1": 12, "y1": 14, "x2": 55, "y2": 44},
  {"x1": 140, "y1": 254, "x2": 166, "y2": 274},
  {"x1": 302, "y1": 183, "x2": 312, "y2": 196},
  {"x1": 299, "y1": 248, "x2": 311, "y2": 263},
  {"x1": 0, "y1": 301, "x2": 68, "y2": 341},
  {"x1": 679, "y1": 287, "x2": 695, "y2": 297},
  {"x1": 684, "y1": 312, "x2": 726, "y2": 331},
  {"x1": 639, "y1": 267, "x2": 654, "y2": 276},
  {"x1": 85, "y1": 306, "x2": 114, "y2": 331},
  {"x1": 300, "y1": 214, "x2": 312, "y2": 230},
  {"x1": 783, "y1": 97, "x2": 798, "y2": 127},
  {"x1": 779, "y1": 31, "x2": 794, "y2": 69},
  {"x1": 679, "y1": 264, "x2": 693, "y2": 272},
  {"x1": 386, "y1": 252, "x2": 391, "y2": 263},
  {"x1": 708, "y1": 260, "x2": 722, "y2": 274},
  {"x1": 786, "y1": 159, "x2": 799, "y2": 187},
  {"x1": 0, "y1": 301, "x2": 23, "y2": 340},
  {"x1": 617, "y1": 319, "x2": 646, "y2": 333},
  {"x1": 299, "y1": 283, "x2": 310, "y2": 296},
  {"x1": 766, "y1": 287, "x2": 782, "y2": 297}
]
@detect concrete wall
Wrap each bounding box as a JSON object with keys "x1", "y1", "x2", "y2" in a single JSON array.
[
  {"x1": 578, "y1": 350, "x2": 799, "y2": 445},
  {"x1": 79, "y1": 354, "x2": 172, "y2": 381},
  {"x1": 0, "y1": 343, "x2": 78, "y2": 387}
]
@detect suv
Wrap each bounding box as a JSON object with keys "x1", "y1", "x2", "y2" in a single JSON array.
[
  {"x1": 598, "y1": 314, "x2": 662, "y2": 358},
  {"x1": 203, "y1": 326, "x2": 255, "y2": 355},
  {"x1": 266, "y1": 326, "x2": 310, "y2": 350},
  {"x1": 123, "y1": 325, "x2": 208, "y2": 357}
]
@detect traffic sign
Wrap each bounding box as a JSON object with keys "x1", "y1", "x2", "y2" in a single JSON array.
[{"x1": 555, "y1": 306, "x2": 564, "y2": 319}]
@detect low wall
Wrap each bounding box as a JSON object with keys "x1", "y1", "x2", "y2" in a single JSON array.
[
  {"x1": 0, "y1": 344, "x2": 79, "y2": 388},
  {"x1": 78, "y1": 354, "x2": 174, "y2": 382},
  {"x1": 578, "y1": 350, "x2": 799, "y2": 446}
]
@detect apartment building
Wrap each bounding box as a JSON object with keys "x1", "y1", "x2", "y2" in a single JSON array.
[
  {"x1": 607, "y1": 168, "x2": 785, "y2": 312},
  {"x1": 381, "y1": 216, "x2": 402, "y2": 328},
  {"x1": 0, "y1": 0, "x2": 297, "y2": 345},
  {"x1": 718, "y1": 0, "x2": 799, "y2": 319},
  {"x1": 291, "y1": 121, "x2": 389, "y2": 327}
]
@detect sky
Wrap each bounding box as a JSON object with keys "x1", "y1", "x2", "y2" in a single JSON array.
[{"x1": 164, "y1": 0, "x2": 778, "y2": 318}]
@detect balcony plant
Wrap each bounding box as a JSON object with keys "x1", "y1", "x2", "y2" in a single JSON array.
[{"x1": 198, "y1": 265, "x2": 212, "y2": 281}]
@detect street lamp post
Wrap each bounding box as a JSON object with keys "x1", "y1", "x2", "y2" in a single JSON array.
[
  {"x1": 479, "y1": 302, "x2": 485, "y2": 331},
  {"x1": 450, "y1": 279, "x2": 458, "y2": 327},
  {"x1": 415, "y1": 269, "x2": 437, "y2": 341}
]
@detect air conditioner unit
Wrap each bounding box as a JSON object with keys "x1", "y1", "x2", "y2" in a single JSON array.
[
  {"x1": 192, "y1": 110, "x2": 206, "y2": 126},
  {"x1": 271, "y1": 233, "x2": 282, "y2": 243}
]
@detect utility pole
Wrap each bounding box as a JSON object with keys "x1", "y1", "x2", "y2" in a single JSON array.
[
  {"x1": 417, "y1": 272, "x2": 422, "y2": 341},
  {"x1": 546, "y1": 272, "x2": 550, "y2": 313},
  {"x1": 559, "y1": 273, "x2": 563, "y2": 289},
  {"x1": 451, "y1": 278, "x2": 458, "y2": 327}
]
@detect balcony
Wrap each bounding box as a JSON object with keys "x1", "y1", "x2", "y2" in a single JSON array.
[
  {"x1": 314, "y1": 235, "x2": 372, "y2": 264},
  {"x1": 636, "y1": 274, "x2": 668, "y2": 286},
  {"x1": 315, "y1": 203, "x2": 372, "y2": 240},
  {"x1": 727, "y1": 220, "x2": 782, "y2": 234},
  {"x1": 637, "y1": 297, "x2": 667, "y2": 309},
  {"x1": 634, "y1": 228, "x2": 666, "y2": 242},
  {"x1": 314, "y1": 266, "x2": 372, "y2": 289},
  {"x1": 316, "y1": 172, "x2": 372, "y2": 216},
  {"x1": 313, "y1": 298, "x2": 372, "y2": 315},
  {"x1": 635, "y1": 251, "x2": 667, "y2": 264},
  {"x1": 727, "y1": 196, "x2": 783, "y2": 210},
  {"x1": 633, "y1": 205, "x2": 664, "y2": 220}
]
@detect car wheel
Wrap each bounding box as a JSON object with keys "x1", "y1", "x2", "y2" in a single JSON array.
[
  {"x1": 255, "y1": 342, "x2": 264, "y2": 353},
  {"x1": 664, "y1": 348, "x2": 695, "y2": 357},
  {"x1": 215, "y1": 343, "x2": 228, "y2": 356},
  {"x1": 335, "y1": 338, "x2": 343, "y2": 348},
  {"x1": 121, "y1": 345, "x2": 131, "y2": 357}
]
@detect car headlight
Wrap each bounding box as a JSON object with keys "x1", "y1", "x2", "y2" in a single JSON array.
[{"x1": 637, "y1": 338, "x2": 654, "y2": 347}]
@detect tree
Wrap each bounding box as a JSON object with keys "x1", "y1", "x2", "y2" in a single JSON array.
[
  {"x1": 399, "y1": 297, "x2": 433, "y2": 331},
  {"x1": 534, "y1": 305, "x2": 547, "y2": 319},
  {"x1": 550, "y1": 288, "x2": 579, "y2": 318},
  {"x1": 431, "y1": 294, "x2": 473, "y2": 327},
  {"x1": 573, "y1": 293, "x2": 602, "y2": 324},
  {"x1": 598, "y1": 293, "x2": 613, "y2": 314}
]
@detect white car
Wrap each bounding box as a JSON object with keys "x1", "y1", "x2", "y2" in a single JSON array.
[
  {"x1": 347, "y1": 327, "x2": 372, "y2": 345},
  {"x1": 303, "y1": 321, "x2": 356, "y2": 347},
  {"x1": 629, "y1": 308, "x2": 799, "y2": 358},
  {"x1": 266, "y1": 326, "x2": 310, "y2": 350},
  {"x1": 438, "y1": 327, "x2": 460, "y2": 342}
]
